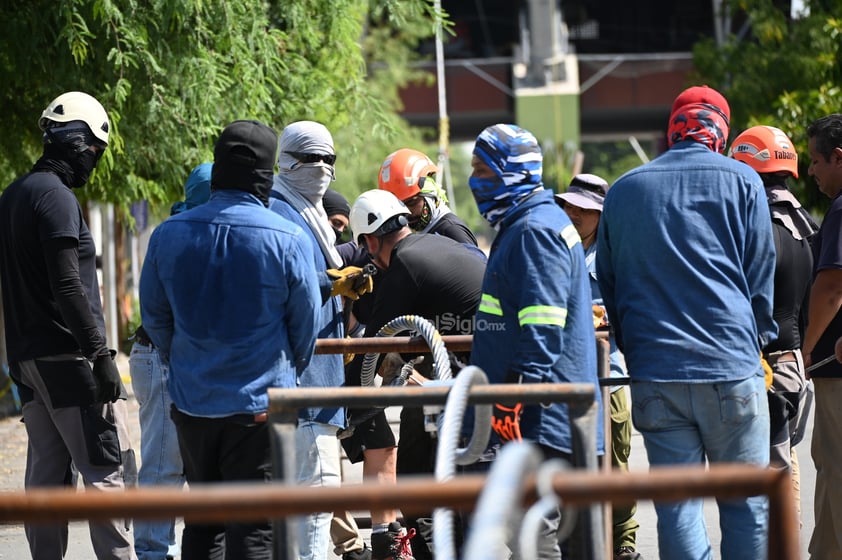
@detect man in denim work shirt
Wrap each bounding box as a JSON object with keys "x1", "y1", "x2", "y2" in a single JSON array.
[{"x1": 597, "y1": 86, "x2": 776, "y2": 560}]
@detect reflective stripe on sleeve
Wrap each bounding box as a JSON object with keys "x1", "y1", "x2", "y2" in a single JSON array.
[
  {"x1": 479, "y1": 293, "x2": 503, "y2": 316},
  {"x1": 517, "y1": 305, "x2": 568, "y2": 327},
  {"x1": 560, "y1": 224, "x2": 581, "y2": 249}
]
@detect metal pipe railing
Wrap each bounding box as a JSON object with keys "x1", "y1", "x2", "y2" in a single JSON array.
[
  {"x1": 313, "y1": 332, "x2": 608, "y2": 355},
  {"x1": 269, "y1": 383, "x2": 601, "y2": 559},
  {"x1": 267, "y1": 384, "x2": 596, "y2": 411},
  {"x1": 0, "y1": 465, "x2": 799, "y2": 560}
]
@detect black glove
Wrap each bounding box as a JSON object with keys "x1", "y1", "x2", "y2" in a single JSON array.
[{"x1": 92, "y1": 352, "x2": 121, "y2": 403}]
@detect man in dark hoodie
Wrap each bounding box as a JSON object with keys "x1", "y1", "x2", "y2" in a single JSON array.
[{"x1": 140, "y1": 120, "x2": 321, "y2": 560}]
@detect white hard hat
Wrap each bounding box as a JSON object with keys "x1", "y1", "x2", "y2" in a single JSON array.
[
  {"x1": 39, "y1": 91, "x2": 110, "y2": 145},
  {"x1": 350, "y1": 189, "x2": 411, "y2": 243}
]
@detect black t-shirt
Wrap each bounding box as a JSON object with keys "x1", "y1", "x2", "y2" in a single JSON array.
[
  {"x1": 347, "y1": 233, "x2": 486, "y2": 384},
  {"x1": 427, "y1": 212, "x2": 478, "y2": 246},
  {"x1": 765, "y1": 215, "x2": 813, "y2": 353},
  {"x1": 0, "y1": 171, "x2": 105, "y2": 362}
]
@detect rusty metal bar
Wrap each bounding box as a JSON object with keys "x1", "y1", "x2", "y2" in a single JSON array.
[
  {"x1": 269, "y1": 382, "x2": 601, "y2": 559},
  {"x1": 313, "y1": 332, "x2": 608, "y2": 355},
  {"x1": 314, "y1": 335, "x2": 472, "y2": 354},
  {"x1": 267, "y1": 383, "x2": 596, "y2": 413},
  {"x1": 0, "y1": 465, "x2": 798, "y2": 560}
]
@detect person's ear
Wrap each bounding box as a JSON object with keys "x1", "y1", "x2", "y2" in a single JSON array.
[{"x1": 833, "y1": 147, "x2": 842, "y2": 167}]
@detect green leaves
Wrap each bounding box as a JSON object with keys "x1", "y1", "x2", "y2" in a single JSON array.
[
  {"x1": 0, "y1": 0, "x2": 440, "y2": 216},
  {"x1": 692, "y1": 0, "x2": 842, "y2": 214}
]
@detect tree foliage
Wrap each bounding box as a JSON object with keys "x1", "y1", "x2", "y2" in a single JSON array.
[
  {"x1": 0, "y1": 0, "x2": 442, "y2": 214},
  {"x1": 691, "y1": 0, "x2": 842, "y2": 212}
]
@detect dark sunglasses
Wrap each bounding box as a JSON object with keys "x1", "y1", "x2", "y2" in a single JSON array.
[{"x1": 285, "y1": 151, "x2": 336, "y2": 166}]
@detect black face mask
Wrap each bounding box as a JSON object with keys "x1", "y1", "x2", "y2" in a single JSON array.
[
  {"x1": 44, "y1": 127, "x2": 104, "y2": 188},
  {"x1": 212, "y1": 164, "x2": 273, "y2": 207},
  {"x1": 69, "y1": 148, "x2": 101, "y2": 189}
]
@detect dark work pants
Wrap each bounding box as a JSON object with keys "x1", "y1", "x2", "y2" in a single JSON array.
[
  {"x1": 171, "y1": 408, "x2": 272, "y2": 560},
  {"x1": 397, "y1": 406, "x2": 465, "y2": 560},
  {"x1": 397, "y1": 406, "x2": 436, "y2": 559}
]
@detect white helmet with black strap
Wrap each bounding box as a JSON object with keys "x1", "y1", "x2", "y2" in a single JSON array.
[
  {"x1": 349, "y1": 189, "x2": 411, "y2": 244},
  {"x1": 39, "y1": 91, "x2": 110, "y2": 146}
]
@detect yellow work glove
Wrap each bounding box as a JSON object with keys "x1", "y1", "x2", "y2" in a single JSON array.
[
  {"x1": 327, "y1": 266, "x2": 374, "y2": 301},
  {"x1": 592, "y1": 304, "x2": 607, "y2": 329},
  {"x1": 761, "y1": 353, "x2": 773, "y2": 390}
]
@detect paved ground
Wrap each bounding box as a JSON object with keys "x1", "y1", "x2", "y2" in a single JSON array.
[{"x1": 0, "y1": 359, "x2": 816, "y2": 559}]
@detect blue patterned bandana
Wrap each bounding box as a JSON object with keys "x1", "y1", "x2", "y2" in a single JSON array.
[{"x1": 470, "y1": 124, "x2": 544, "y2": 229}]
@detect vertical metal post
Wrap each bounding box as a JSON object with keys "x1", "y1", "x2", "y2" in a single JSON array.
[
  {"x1": 768, "y1": 467, "x2": 800, "y2": 560},
  {"x1": 569, "y1": 399, "x2": 605, "y2": 560},
  {"x1": 268, "y1": 404, "x2": 299, "y2": 560},
  {"x1": 596, "y1": 337, "x2": 613, "y2": 560},
  {"x1": 103, "y1": 203, "x2": 118, "y2": 349},
  {"x1": 433, "y1": 0, "x2": 456, "y2": 210}
]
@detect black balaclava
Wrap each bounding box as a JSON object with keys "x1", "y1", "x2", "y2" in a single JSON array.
[
  {"x1": 35, "y1": 122, "x2": 105, "y2": 189},
  {"x1": 212, "y1": 120, "x2": 278, "y2": 207},
  {"x1": 322, "y1": 188, "x2": 351, "y2": 242}
]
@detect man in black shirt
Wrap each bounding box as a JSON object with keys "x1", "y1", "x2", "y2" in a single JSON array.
[
  {"x1": 0, "y1": 91, "x2": 134, "y2": 559},
  {"x1": 729, "y1": 125, "x2": 817, "y2": 522},
  {"x1": 344, "y1": 189, "x2": 485, "y2": 560}
]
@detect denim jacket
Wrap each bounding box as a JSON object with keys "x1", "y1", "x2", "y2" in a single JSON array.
[
  {"x1": 597, "y1": 141, "x2": 777, "y2": 383},
  {"x1": 269, "y1": 195, "x2": 345, "y2": 428},
  {"x1": 140, "y1": 190, "x2": 320, "y2": 417}
]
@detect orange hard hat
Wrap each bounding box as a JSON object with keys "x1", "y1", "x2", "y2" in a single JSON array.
[
  {"x1": 377, "y1": 148, "x2": 438, "y2": 201},
  {"x1": 728, "y1": 125, "x2": 798, "y2": 179}
]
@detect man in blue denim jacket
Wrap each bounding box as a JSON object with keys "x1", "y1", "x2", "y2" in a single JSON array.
[
  {"x1": 140, "y1": 120, "x2": 321, "y2": 560},
  {"x1": 269, "y1": 120, "x2": 348, "y2": 560},
  {"x1": 597, "y1": 86, "x2": 777, "y2": 560},
  {"x1": 130, "y1": 162, "x2": 211, "y2": 560}
]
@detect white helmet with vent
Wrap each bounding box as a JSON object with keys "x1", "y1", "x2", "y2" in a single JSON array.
[
  {"x1": 350, "y1": 189, "x2": 411, "y2": 243},
  {"x1": 39, "y1": 91, "x2": 110, "y2": 145}
]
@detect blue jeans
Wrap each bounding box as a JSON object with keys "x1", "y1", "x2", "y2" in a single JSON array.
[
  {"x1": 295, "y1": 420, "x2": 341, "y2": 560},
  {"x1": 631, "y1": 377, "x2": 769, "y2": 560},
  {"x1": 129, "y1": 342, "x2": 184, "y2": 560}
]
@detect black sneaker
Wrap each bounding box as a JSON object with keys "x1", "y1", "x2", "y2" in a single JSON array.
[
  {"x1": 371, "y1": 522, "x2": 415, "y2": 560},
  {"x1": 342, "y1": 544, "x2": 372, "y2": 560},
  {"x1": 614, "y1": 545, "x2": 643, "y2": 560}
]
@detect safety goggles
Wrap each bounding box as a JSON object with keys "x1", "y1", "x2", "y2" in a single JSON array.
[{"x1": 285, "y1": 151, "x2": 336, "y2": 166}]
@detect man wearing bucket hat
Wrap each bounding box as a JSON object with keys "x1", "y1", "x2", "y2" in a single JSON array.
[
  {"x1": 596, "y1": 86, "x2": 777, "y2": 559},
  {"x1": 556, "y1": 174, "x2": 642, "y2": 560}
]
